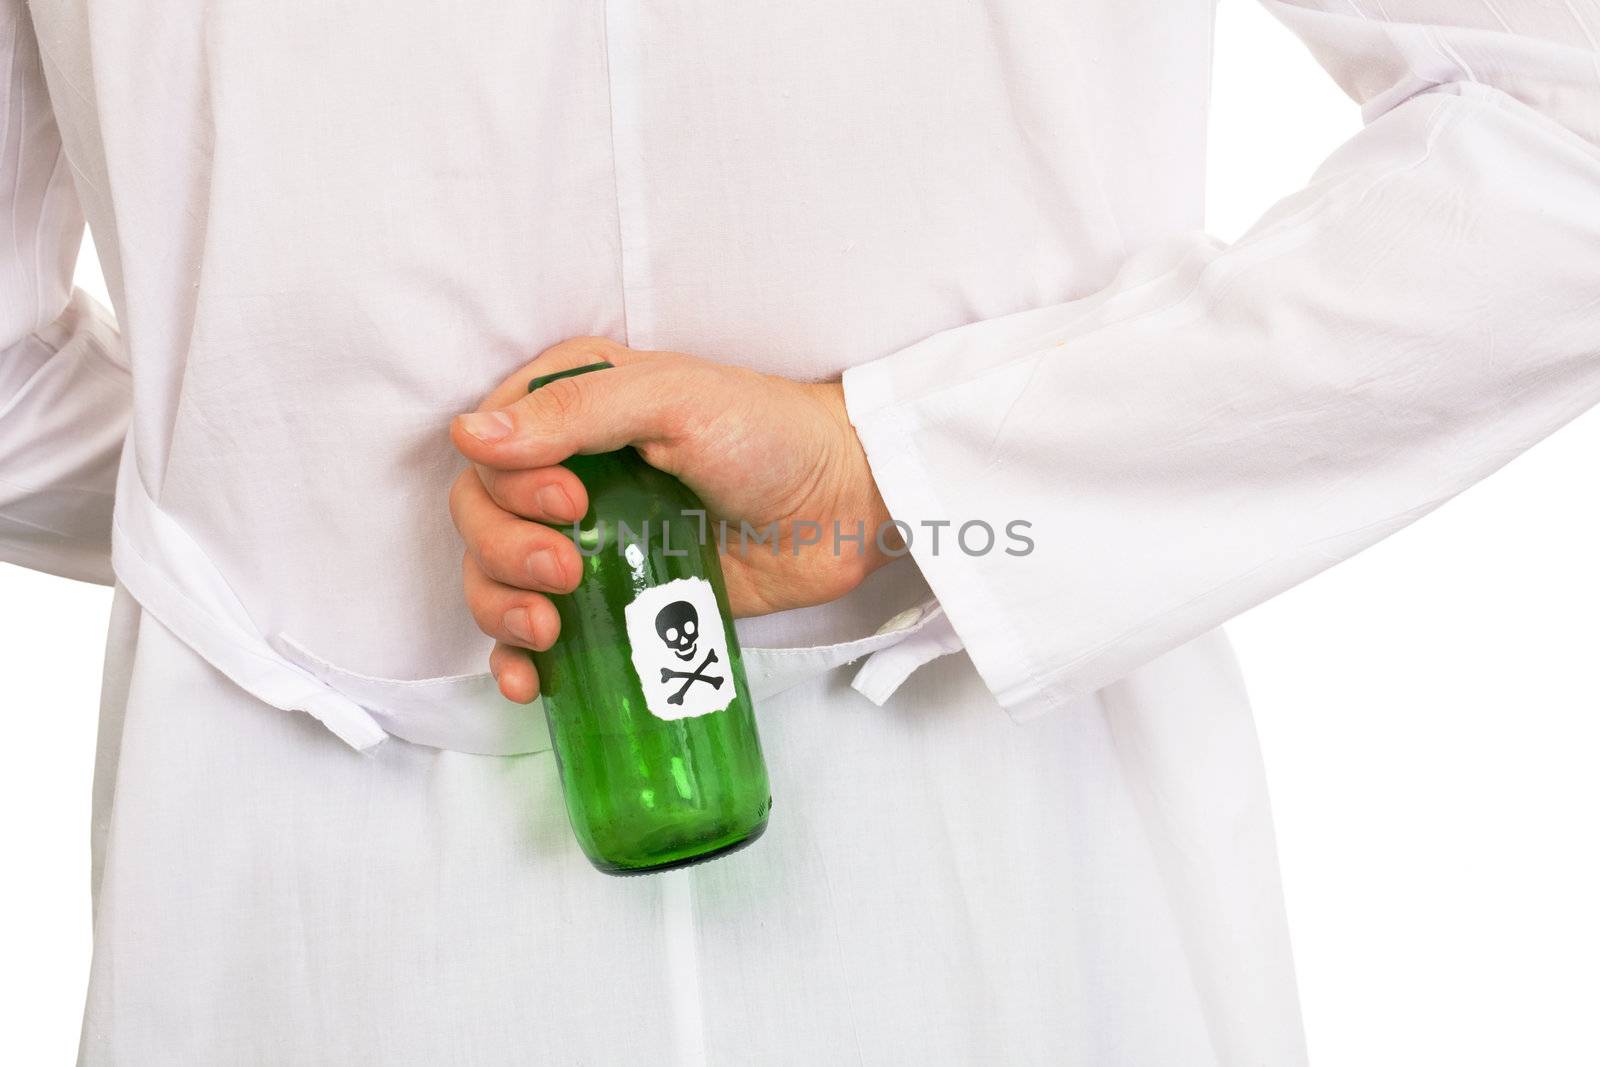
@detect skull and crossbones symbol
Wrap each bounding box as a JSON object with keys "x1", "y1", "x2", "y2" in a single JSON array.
[{"x1": 655, "y1": 600, "x2": 724, "y2": 705}]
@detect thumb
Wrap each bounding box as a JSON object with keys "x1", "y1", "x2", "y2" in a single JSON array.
[
  {"x1": 473, "y1": 336, "x2": 633, "y2": 413},
  {"x1": 451, "y1": 349, "x2": 679, "y2": 470}
]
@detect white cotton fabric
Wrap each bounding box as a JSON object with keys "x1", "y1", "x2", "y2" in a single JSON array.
[{"x1": 3, "y1": 1, "x2": 1598, "y2": 1063}]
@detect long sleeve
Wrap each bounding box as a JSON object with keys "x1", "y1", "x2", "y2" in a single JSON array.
[
  {"x1": 1, "y1": 1, "x2": 125, "y2": 584},
  {"x1": 843, "y1": 1, "x2": 1600, "y2": 721}
]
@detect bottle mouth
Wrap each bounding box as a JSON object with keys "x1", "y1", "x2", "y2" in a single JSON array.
[{"x1": 528, "y1": 361, "x2": 614, "y2": 393}]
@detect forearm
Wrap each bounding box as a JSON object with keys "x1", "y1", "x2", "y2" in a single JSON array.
[
  {"x1": 1, "y1": 1, "x2": 126, "y2": 583},
  {"x1": 846, "y1": 7, "x2": 1600, "y2": 718}
]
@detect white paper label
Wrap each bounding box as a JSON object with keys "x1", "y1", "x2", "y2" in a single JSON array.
[{"x1": 624, "y1": 576, "x2": 736, "y2": 721}]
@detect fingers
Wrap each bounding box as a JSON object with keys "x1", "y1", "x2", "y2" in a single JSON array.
[
  {"x1": 451, "y1": 336, "x2": 654, "y2": 705},
  {"x1": 490, "y1": 642, "x2": 540, "y2": 704},
  {"x1": 462, "y1": 550, "x2": 562, "y2": 650},
  {"x1": 476, "y1": 464, "x2": 589, "y2": 524},
  {"x1": 451, "y1": 343, "x2": 693, "y2": 470},
  {"x1": 477, "y1": 336, "x2": 633, "y2": 413},
  {"x1": 449, "y1": 467, "x2": 583, "y2": 593},
  {"x1": 466, "y1": 551, "x2": 557, "y2": 704}
]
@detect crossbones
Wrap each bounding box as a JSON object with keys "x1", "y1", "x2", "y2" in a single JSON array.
[{"x1": 660, "y1": 649, "x2": 724, "y2": 705}]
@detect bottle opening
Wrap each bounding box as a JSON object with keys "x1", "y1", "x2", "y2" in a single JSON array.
[{"x1": 528, "y1": 361, "x2": 615, "y2": 393}]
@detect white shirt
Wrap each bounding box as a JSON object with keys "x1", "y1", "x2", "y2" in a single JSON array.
[{"x1": 4, "y1": 1, "x2": 1597, "y2": 1063}]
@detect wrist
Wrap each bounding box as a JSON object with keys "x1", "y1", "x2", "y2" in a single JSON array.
[{"x1": 809, "y1": 380, "x2": 902, "y2": 583}]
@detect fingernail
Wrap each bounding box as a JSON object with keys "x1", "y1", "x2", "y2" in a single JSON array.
[
  {"x1": 502, "y1": 607, "x2": 535, "y2": 646},
  {"x1": 527, "y1": 548, "x2": 565, "y2": 589},
  {"x1": 458, "y1": 410, "x2": 515, "y2": 442},
  {"x1": 537, "y1": 484, "x2": 574, "y2": 518}
]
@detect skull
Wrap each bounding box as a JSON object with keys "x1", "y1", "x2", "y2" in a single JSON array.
[{"x1": 655, "y1": 600, "x2": 699, "y2": 661}]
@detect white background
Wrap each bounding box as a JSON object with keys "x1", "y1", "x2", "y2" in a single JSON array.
[{"x1": 4, "y1": 2, "x2": 1598, "y2": 1062}]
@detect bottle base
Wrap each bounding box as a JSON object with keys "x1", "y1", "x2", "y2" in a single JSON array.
[{"x1": 588, "y1": 815, "x2": 769, "y2": 877}]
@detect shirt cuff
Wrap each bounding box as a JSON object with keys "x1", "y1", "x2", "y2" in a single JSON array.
[{"x1": 843, "y1": 353, "x2": 1072, "y2": 724}]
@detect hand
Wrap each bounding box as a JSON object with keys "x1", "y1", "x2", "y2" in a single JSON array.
[{"x1": 448, "y1": 337, "x2": 897, "y2": 702}]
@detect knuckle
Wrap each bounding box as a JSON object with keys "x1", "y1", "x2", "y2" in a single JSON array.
[
  {"x1": 447, "y1": 469, "x2": 476, "y2": 526},
  {"x1": 462, "y1": 564, "x2": 497, "y2": 632},
  {"x1": 636, "y1": 439, "x2": 676, "y2": 471},
  {"x1": 530, "y1": 600, "x2": 561, "y2": 649},
  {"x1": 489, "y1": 470, "x2": 540, "y2": 519},
  {"x1": 615, "y1": 365, "x2": 677, "y2": 444},
  {"x1": 659, "y1": 402, "x2": 697, "y2": 443},
  {"x1": 470, "y1": 599, "x2": 502, "y2": 639},
  {"x1": 463, "y1": 585, "x2": 502, "y2": 636},
  {"x1": 532, "y1": 375, "x2": 587, "y2": 422},
  {"x1": 480, "y1": 531, "x2": 522, "y2": 583},
  {"x1": 474, "y1": 467, "x2": 512, "y2": 512}
]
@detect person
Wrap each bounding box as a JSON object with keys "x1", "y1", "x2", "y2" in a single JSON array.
[{"x1": 3, "y1": 1, "x2": 1597, "y2": 1063}]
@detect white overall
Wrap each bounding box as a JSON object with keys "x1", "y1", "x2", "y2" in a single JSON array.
[{"x1": 4, "y1": 1, "x2": 1598, "y2": 1063}]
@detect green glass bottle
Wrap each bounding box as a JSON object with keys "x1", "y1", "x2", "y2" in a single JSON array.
[{"x1": 528, "y1": 362, "x2": 771, "y2": 875}]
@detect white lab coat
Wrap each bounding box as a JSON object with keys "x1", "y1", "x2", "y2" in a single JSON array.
[{"x1": 3, "y1": 1, "x2": 1598, "y2": 1063}]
